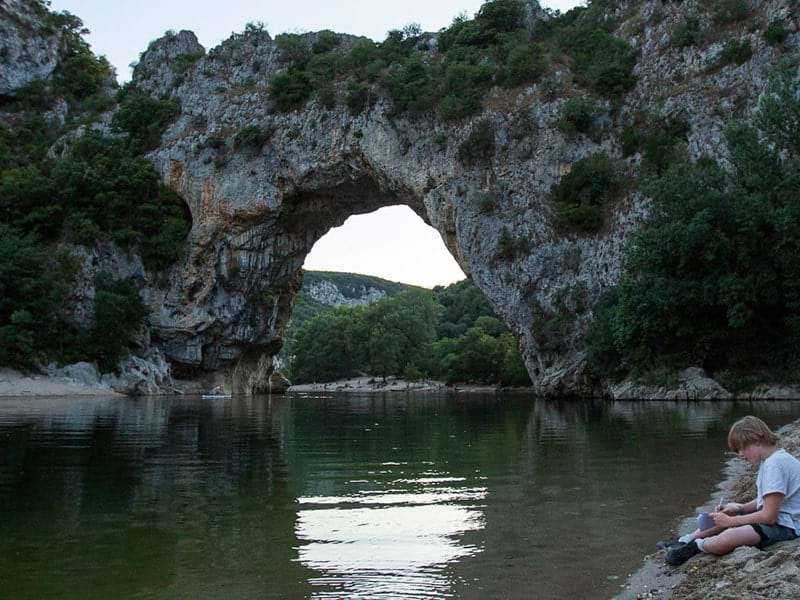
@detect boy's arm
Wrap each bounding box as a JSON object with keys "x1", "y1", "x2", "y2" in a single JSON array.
[
  {"x1": 713, "y1": 494, "x2": 782, "y2": 528},
  {"x1": 723, "y1": 499, "x2": 757, "y2": 515},
  {"x1": 740, "y1": 499, "x2": 758, "y2": 514}
]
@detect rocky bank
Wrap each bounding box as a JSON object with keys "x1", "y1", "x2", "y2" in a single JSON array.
[
  {"x1": 619, "y1": 418, "x2": 800, "y2": 600},
  {"x1": 3, "y1": 0, "x2": 800, "y2": 395}
]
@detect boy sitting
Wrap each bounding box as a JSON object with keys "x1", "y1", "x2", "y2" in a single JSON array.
[{"x1": 664, "y1": 415, "x2": 800, "y2": 566}]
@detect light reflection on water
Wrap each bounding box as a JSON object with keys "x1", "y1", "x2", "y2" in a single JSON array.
[
  {"x1": 297, "y1": 471, "x2": 486, "y2": 599},
  {"x1": 2, "y1": 395, "x2": 800, "y2": 599}
]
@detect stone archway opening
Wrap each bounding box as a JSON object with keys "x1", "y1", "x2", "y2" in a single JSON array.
[
  {"x1": 164, "y1": 168, "x2": 468, "y2": 395},
  {"x1": 265, "y1": 200, "x2": 468, "y2": 388},
  {"x1": 302, "y1": 204, "x2": 466, "y2": 289}
]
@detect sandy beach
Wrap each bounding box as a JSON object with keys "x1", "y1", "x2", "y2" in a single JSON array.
[{"x1": 0, "y1": 368, "x2": 122, "y2": 397}]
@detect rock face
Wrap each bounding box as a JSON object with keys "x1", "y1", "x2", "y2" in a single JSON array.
[
  {"x1": 300, "y1": 272, "x2": 414, "y2": 308},
  {"x1": 4, "y1": 0, "x2": 799, "y2": 396},
  {"x1": 46, "y1": 350, "x2": 175, "y2": 396},
  {"x1": 129, "y1": 0, "x2": 799, "y2": 396},
  {"x1": 611, "y1": 368, "x2": 734, "y2": 401},
  {"x1": 305, "y1": 279, "x2": 387, "y2": 308},
  {"x1": 0, "y1": 0, "x2": 63, "y2": 95}
]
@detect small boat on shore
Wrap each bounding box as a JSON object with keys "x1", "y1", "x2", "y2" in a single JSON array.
[{"x1": 201, "y1": 386, "x2": 231, "y2": 400}]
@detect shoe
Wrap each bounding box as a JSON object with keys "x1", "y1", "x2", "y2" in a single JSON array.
[
  {"x1": 665, "y1": 540, "x2": 700, "y2": 566},
  {"x1": 656, "y1": 538, "x2": 684, "y2": 550}
]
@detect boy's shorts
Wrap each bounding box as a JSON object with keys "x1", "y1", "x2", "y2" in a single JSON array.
[{"x1": 751, "y1": 523, "x2": 798, "y2": 548}]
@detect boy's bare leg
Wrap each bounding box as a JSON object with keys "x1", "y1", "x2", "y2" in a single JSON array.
[
  {"x1": 700, "y1": 525, "x2": 761, "y2": 555},
  {"x1": 692, "y1": 525, "x2": 725, "y2": 539}
]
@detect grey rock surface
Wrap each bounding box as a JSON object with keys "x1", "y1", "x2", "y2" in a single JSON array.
[
  {"x1": 611, "y1": 368, "x2": 734, "y2": 401},
  {"x1": 44, "y1": 351, "x2": 175, "y2": 397},
  {"x1": 305, "y1": 279, "x2": 387, "y2": 307},
  {"x1": 47, "y1": 361, "x2": 102, "y2": 387},
  {"x1": 100, "y1": 348, "x2": 175, "y2": 395},
  {"x1": 0, "y1": 0, "x2": 62, "y2": 95}
]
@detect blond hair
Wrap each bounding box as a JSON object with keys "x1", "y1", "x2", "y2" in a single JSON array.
[{"x1": 728, "y1": 416, "x2": 779, "y2": 452}]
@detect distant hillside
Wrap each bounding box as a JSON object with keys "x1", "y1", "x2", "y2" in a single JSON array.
[
  {"x1": 277, "y1": 271, "x2": 422, "y2": 366},
  {"x1": 303, "y1": 271, "x2": 420, "y2": 305},
  {"x1": 285, "y1": 273, "x2": 530, "y2": 386}
]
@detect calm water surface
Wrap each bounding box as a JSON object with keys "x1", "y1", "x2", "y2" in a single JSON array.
[{"x1": 2, "y1": 394, "x2": 800, "y2": 599}]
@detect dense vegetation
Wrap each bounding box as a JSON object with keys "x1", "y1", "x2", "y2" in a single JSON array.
[
  {"x1": 267, "y1": 0, "x2": 635, "y2": 120},
  {"x1": 587, "y1": 63, "x2": 800, "y2": 385},
  {"x1": 288, "y1": 278, "x2": 530, "y2": 386},
  {"x1": 0, "y1": 226, "x2": 147, "y2": 370},
  {"x1": 0, "y1": 4, "x2": 190, "y2": 371},
  {"x1": 550, "y1": 152, "x2": 623, "y2": 233}
]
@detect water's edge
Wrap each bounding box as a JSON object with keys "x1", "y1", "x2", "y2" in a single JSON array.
[{"x1": 617, "y1": 417, "x2": 800, "y2": 600}]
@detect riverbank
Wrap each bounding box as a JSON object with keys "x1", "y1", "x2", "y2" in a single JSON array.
[
  {"x1": 0, "y1": 367, "x2": 123, "y2": 397},
  {"x1": 617, "y1": 418, "x2": 800, "y2": 600},
  {"x1": 288, "y1": 376, "x2": 448, "y2": 393},
  {"x1": 287, "y1": 376, "x2": 535, "y2": 393},
  {"x1": 611, "y1": 368, "x2": 800, "y2": 400},
  {"x1": 0, "y1": 354, "x2": 177, "y2": 396}
]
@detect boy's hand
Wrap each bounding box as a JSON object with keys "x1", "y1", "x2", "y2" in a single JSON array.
[
  {"x1": 711, "y1": 511, "x2": 734, "y2": 528},
  {"x1": 720, "y1": 502, "x2": 742, "y2": 515}
]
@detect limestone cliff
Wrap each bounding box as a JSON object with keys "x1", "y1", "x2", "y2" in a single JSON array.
[
  {"x1": 0, "y1": 0, "x2": 63, "y2": 95},
  {"x1": 130, "y1": 0, "x2": 796, "y2": 395},
  {"x1": 4, "y1": 0, "x2": 798, "y2": 396},
  {"x1": 301, "y1": 271, "x2": 416, "y2": 308}
]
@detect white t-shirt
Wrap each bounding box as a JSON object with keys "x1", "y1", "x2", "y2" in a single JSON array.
[{"x1": 756, "y1": 448, "x2": 800, "y2": 533}]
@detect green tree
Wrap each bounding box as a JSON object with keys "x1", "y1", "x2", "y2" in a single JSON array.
[
  {"x1": 498, "y1": 333, "x2": 531, "y2": 385},
  {"x1": 0, "y1": 225, "x2": 75, "y2": 368},
  {"x1": 436, "y1": 279, "x2": 498, "y2": 338},
  {"x1": 269, "y1": 69, "x2": 313, "y2": 112},
  {"x1": 287, "y1": 278, "x2": 530, "y2": 386},
  {"x1": 91, "y1": 277, "x2": 149, "y2": 370},
  {"x1": 450, "y1": 327, "x2": 504, "y2": 383},
  {"x1": 558, "y1": 96, "x2": 602, "y2": 136},
  {"x1": 551, "y1": 152, "x2": 622, "y2": 232},
  {"x1": 112, "y1": 86, "x2": 181, "y2": 152},
  {"x1": 363, "y1": 290, "x2": 441, "y2": 378},
  {"x1": 591, "y1": 65, "x2": 800, "y2": 376},
  {"x1": 289, "y1": 308, "x2": 369, "y2": 383}
]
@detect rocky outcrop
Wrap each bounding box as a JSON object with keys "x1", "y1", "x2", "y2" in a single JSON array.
[
  {"x1": 5, "y1": 0, "x2": 799, "y2": 396},
  {"x1": 612, "y1": 368, "x2": 734, "y2": 401},
  {"x1": 129, "y1": 0, "x2": 799, "y2": 396},
  {"x1": 611, "y1": 368, "x2": 800, "y2": 401},
  {"x1": 289, "y1": 376, "x2": 446, "y2": 393},
  {"x1": 132, "y1": 29, "x2": 205, "y2": 97},
  {"x1": 45, "y1": 349, "x2": 176, "y2": 396},
  {"x1": 0, "y1": 0, "x2": 62, "y2": 96},
  {"x1": 305, "y1": 279, "x2": 387, "y2": 307}
]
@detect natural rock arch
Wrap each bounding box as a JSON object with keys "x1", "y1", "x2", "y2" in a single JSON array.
[
  {"x1": 137, "y1": 26, "x2": 626, "y2": 396},
  {"x1": 132, "y1": 0, "x2": 777, "y2": 396},
  {"x1": 154, "y1": 144, "x2": 464, "y2": 394}
]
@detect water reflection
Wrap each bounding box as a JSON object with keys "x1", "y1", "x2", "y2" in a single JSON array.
[
  {"x1": 1, "y1": 395, "x2": 800, "y2": 600},
  {"x1": 296, "y1": 468, "x2": 486, "y2": 598}
]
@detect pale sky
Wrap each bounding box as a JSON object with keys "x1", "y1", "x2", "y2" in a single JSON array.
[{"x1": 50, "y1": 0, "x2": 583, "y2": 288}]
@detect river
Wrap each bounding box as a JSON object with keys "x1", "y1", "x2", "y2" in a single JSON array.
[{"x1": 1, "y1": 394, "x2": 799, "y2": 599}]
